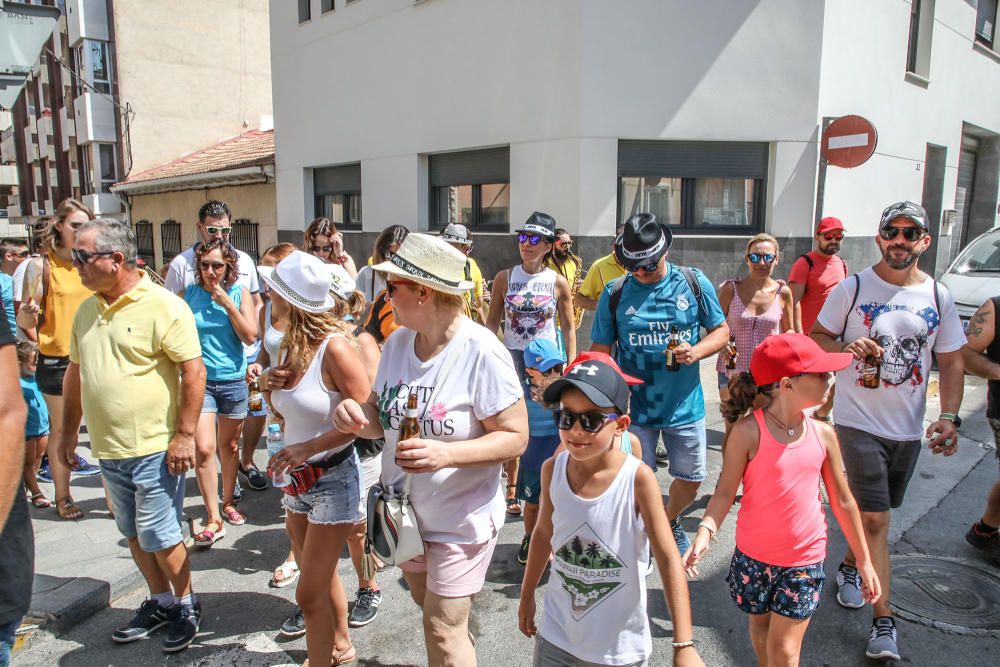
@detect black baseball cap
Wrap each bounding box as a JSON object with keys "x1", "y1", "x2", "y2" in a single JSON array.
[
  {"x1": 879, "y1": 201, "x2": 928, "y2": 232},
  {"x1": 543, "y1": 352, "x2": 641, "y2": 414}
]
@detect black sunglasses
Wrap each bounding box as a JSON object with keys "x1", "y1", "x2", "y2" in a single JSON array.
[
  {"x1": 629, "y1": 260, "x2": 659, "y2": 274},
  {"x1": 748, "y1": 252, "x2": 776, "y2": 265},
  {"x1": 199, "y1": 261, "x2": 226, "y2": 271},
  {"x1": 554, "y1": 408, "x2": 619, "y2": 433},
  {"x1": 310, "y1": 244, "x2": 334, "y2": 253},
  {"x1": 12, "y1": 250, "x2": 30, "y2": 258},
  {"x1": 518, "y1": 233, "x2": 544, "y2": 246},
  {"x1": 205, "y1": 226, "x2": 232, "y2": 236},
  {"x1": 71, "y1": 248, "x2": 114, "y2": 265},
  {"x1": 879, "y1": 226, "x2": 924, "y2": 242}
]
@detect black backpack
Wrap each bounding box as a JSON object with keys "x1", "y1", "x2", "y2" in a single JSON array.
[{"x1": 606, "y1": 265, "x2": 706, "y2": 337}]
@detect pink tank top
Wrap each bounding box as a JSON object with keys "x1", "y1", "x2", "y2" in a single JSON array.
[
  {"x1": 735, "y1": 409, "x2": 828, "y2": 567},
  {"x1": 716, "y1": 280, "x2": 784, "y2": 377}
]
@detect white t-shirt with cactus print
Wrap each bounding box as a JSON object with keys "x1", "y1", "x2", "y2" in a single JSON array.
[{"x1": 374, "y1": 318, "x2": 524, "y2": 544}]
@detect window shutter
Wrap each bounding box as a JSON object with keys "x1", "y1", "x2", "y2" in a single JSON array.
[
  {"x1": 618, "y1": 141, "x2": 769, "y2": 179},
  {"x1": 314, "y1": 164, "x2": 361, "y2": 195},
  {"x1": 429, "y1": 147, "x2": 510, "y2": 186}
]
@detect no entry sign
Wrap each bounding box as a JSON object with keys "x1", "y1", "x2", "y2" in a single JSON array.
[{"x1": 821, "y1": 115, "x2": 878, "y2": 168}]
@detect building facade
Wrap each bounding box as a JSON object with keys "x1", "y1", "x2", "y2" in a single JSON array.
[
  {"x1": 3, "y1": 0, "x2": 273, "y2": 245},
  {"x1": 270, "y1": 0, "x2": 1000, "y2": 285}
]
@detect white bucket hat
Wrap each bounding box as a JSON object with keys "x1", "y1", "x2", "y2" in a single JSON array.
[
  {"x1": 371, "y1": 233, "x2": 474, "y2": 296},
  {"x1": 258, "y1": 251, "x2": 342, "y2": 313}
]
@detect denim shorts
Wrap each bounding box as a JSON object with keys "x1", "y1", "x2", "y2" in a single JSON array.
[
  {"x1": 727, "y1": 547, "x2": 825, "y2": 619},
  {"x1": 282, "y1": 449, "x2": 364, "y2": 526},
  {"x1": 100, "y1": 451, "x2": 185, "y2": 552},
  {"x1": 201, "y1": 378, "x2": 248, "y2": 419},
  {"x1": 631, "y1": 419, "x2": 707, "y2": 480}
]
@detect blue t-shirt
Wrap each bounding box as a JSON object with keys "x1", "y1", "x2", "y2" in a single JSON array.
[
  {"x1": 522, "y1": 394, "x2": 560, "y2": 471},
  {"x1": 591, "y1": 264, "x2": 725, "y2": 428},
  {"x1": 20, "y1": 376, "x2": 50, "y2": 438},
  {"x1": 183, "y1": 284, "x2": 247, "y2": 381},
  {"x1": 0, "y1": 273, "x2": 15, "y2": 336}
]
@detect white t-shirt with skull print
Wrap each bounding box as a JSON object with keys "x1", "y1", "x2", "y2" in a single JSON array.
[{"x1": 816, "y1": 267, "x2": 965, "y2": 441}]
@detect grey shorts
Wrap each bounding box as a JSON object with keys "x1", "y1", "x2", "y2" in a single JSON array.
[
  {"x1": 836, "y1": 424, "x2": 921, "y2": 512},
  {"x1": 533, "y1": 635, "x2": 648, "y2": 667}
]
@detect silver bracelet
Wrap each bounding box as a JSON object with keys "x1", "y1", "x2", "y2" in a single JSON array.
[
  {"x1": 697, "y1": 521, "x2": 717, "y2": 541},
  {"x1": 671, "y1": 640, "x2": 696, "y2": 649}
]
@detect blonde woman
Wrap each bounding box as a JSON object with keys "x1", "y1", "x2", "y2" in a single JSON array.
[
  {"x1": 16, "y1": 199, "x2": 97, "y2": 520},
  {"x1": 716, "y1": 233, "x2": 796, "y2": 453},
  {"x1": 262, "y1": 251, "x2": 370, "y2": 667}
]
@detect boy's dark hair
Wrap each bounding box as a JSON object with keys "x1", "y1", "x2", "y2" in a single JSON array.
[
  {"x1": 1, "y1": 237, "x2": 28, "y2": 254},
  {"x1": 16, "y1": 340, "x2": 38, "y2": 364},
  {"x1": 198, "y1": 200, "x2": 232, "y2": 224}
]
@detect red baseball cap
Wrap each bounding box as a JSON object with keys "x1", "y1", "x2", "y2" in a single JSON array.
[
  {"x1": 749, "y1": 334, "x2": 853, "y2": 386},
  {"x1": 816, "y1": 216, "x2": 845, "y2": 234},
  {"x1": 564, "y1": 351, "x2": 643, "y2": 386}
]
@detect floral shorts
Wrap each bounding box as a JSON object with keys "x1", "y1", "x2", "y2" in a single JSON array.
[{"x1": 727, "y1": 547, "x2": 825, "y2": 619}]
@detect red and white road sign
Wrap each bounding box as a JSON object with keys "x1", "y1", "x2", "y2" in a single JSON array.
[{"x1": 821, "y1": 115, "x2": 878, "y2": 168}]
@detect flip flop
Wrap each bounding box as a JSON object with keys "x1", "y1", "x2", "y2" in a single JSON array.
[
  {"x1": 31, "y1": 493, "x2": 52, "y2": 508},
  {"x1": 270, "y1": 560, "x2": 299, "y2": 588},
  {"x1": 193, "y1": 520, "x2": 226, "y2": 547},
  {"x1": 56, "y1": 497, "x2": 83, "y2": 520}
]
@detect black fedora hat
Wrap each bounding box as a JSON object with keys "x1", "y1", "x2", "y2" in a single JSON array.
[
  {"x1": 614, "y1": 213, "x2": 672, "y2": 271},
  {"x1": 515, "y1": 211, "x2": 557, "y2": 240}
]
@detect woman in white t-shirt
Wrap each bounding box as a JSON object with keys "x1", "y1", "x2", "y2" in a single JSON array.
[{"x1": 333, "y1": 233, "x2": 528, "y2": 667}]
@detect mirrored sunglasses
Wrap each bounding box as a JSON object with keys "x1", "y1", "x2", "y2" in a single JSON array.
[
  {"x1": 518, "y1": 233, "x2": 543, "y2": 246},
  {"x1": 823, "y1": 232, "x2": 845, "y2": 241},
  {"x1": 748, "y1": 252, "x2": 776, "y2": 265}
]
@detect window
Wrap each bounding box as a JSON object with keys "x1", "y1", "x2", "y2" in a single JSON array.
[
  {"x1": 905, "y1": 0, "x2": 934, "y2": 79},
  {"x1": 977, "y1": 0, "x2": 997, "y2": 48},
  {"x1": 617, "y1": 141, "x2": 768, "y2": 234},
  {"x1": 95, "y1": 143, "x2": 117, "y2": 193},
  {"x1": 298, "y1": 0, "x2": 311, "y2": 23},
  {"x1": 75, "y1": 40, "x2": 112, "y2": 94},
  {"x1": 313, "y1": 163, "x2": 362, "y2": 230},
  {"x1": 429, "y1": 147, "x2": 510, "y2": 231},
  {"x1": 322, "y1": 0, "x2": 335, "y2": 12}
]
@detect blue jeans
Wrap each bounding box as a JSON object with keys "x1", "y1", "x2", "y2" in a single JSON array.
[
  {"x1": 0, "y1": 619, "x2": 18, "y2": 667},
  {"x1": 631, "y1": 419, "x2": 707, "y2": 481},
  {"x1": 100, "y1": 451, "x2": 185, "y2": 552}
]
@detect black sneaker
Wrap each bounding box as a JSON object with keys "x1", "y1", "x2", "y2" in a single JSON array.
[
  {"x1": 111, "y1": 599, "x2": 171, "y2": 643},
  {"x1": 517, "y1": 534, "x2": 531, "y2": 564},
  {"x1": 239, "y1": 464, "x2": 269, "y2": 491},
  {"x1": 279, "y1": 606, "x2": 306, "y2": 638},
  {"x1": 348, "y1": 587, "x2": 382, "y2": 628},
  {"x1": 966, "y1": 521, "x2": 999, "y2": 551},
  {"x1": 162, "y1": 602, "x2": 201, "y2": 653}
]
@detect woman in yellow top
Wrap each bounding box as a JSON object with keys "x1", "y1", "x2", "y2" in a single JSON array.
[{"x1": 16, "y1": 198, "x2": 95, "y2": 520}]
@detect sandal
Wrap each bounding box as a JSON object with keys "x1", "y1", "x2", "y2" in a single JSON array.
[
  {"x1": 333, "y1": 644, "x2": 357, "y2": 665},
  {"x1": 270, "y1": 559, "x2": 300, "y2": 588},
  {"x1": 31, "y1": 492, "x2": 52, "y2": 509},
  {"x1": 506, "y1": 485, "x2": 522, "y2": 517},
  {"x1": 193, "y1": 520, "x2": 226, "y2": 547},
  {"x1": 56, "y1": 497, "x2": 83, "y2": 520},
  {"x1": 222, "y1": 506, "x2": 247, "y2": 526}
]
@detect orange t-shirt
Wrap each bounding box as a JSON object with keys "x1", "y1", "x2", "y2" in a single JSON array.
[{"x1": 38, "y1": 251, "x2": 93, "y2": 357}]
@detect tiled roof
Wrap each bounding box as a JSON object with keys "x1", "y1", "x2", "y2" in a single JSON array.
[{"x1": 117, "y1": 130, "x2": 274, "y2": 185}]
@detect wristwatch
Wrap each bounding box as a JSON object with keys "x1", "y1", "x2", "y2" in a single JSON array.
[{"x1": 939, "y1": 412, "x2": 962, "y2": 427}]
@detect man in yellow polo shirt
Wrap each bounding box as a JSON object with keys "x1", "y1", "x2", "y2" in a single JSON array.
[
  {"x1": 58, "y1": 220, "x2": 207, "y2": 654},
  {"x1": 577, "y1": 223, "x2": 627, "y2": 311}
]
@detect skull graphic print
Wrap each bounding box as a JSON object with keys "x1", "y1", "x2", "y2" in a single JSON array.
[{"x1": 857, "y1": 302, "x2": 940, "y2": 389}]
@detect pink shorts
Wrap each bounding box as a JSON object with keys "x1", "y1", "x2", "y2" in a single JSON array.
[{"x1": 399, "y1": 535, "x2": 499, "y2": 598}]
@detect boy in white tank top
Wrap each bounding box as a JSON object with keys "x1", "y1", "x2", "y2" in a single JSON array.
[{"x1": 518, "y1": 353, "x2": 703, "y2": 667}]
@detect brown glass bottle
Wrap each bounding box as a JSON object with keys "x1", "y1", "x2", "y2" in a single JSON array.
[
  {"x1": 665, "y1": 326, "x2": 681, "y2": 372},
  {"x1": 399, "y1": 391, "x2": 421, "y2": 441},
  {"x1": 860, "y1": 354, "x2": 881, "y2": 389},
  {"x1": 247, "y1": 379, "x2": 263, "y2": 412},
  {"x1": 725, "y1": 335, "x2": 738, "y2": 370}
]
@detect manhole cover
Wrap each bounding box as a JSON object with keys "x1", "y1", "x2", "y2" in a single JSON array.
[{"x1": 891, "y1": 554, "x2": 1000, "y2": 636}]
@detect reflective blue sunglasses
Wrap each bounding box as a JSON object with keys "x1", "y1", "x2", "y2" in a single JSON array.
[{"x1": 747, "y1": 252, "x2": 776, "y2": 265}]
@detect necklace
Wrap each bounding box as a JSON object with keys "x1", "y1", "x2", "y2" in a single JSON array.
[{"x1": 765, "y1": 409, "x2": 801, "y2": 437}]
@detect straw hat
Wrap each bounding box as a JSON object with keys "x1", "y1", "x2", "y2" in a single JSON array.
[
  {"x1": 371, "y1": 233, "x2": 474, "y2": 296},
  {"x1": 258, "y1": 251, "x2": 338, "y2": 313}
]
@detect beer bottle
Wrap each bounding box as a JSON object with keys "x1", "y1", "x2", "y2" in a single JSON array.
[
  {"x1": 725, "y1": 334, "x2": 738, "y2": 370},
  {"x1": 399, "y1": 391, "x2": 421, "y2": 441},
  {"x1": 665, "y1": 326, "x2": 681, "y2": 372},
  {"x1": 861, "y1": 353, "x2": 881, "y2": 389},
  {"x1": 248, "y1": 379, "x2": 264, "y2": 412}
]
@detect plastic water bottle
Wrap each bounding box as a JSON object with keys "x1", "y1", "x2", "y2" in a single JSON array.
[{"x1": 266, "y1": 423, "x2": 290, "y2": 488}]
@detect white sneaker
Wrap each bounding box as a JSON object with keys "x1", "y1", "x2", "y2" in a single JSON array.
[
  {"x1": 866, "y1": 617, "x2": 901, "y2": 661},
  {"x1": 836, "y1": 563, "x2": 865, "y2": 609}
]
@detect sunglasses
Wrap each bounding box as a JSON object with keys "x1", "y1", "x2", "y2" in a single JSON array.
[
  {"x1": 518, "y1": 233, "x2": 544, "y2": 246},
  {"x1": 68, "y1": 221, "x2": 85, "y2": 230},
  {"x1": 386, "y1": 279, "x2": 417, "y2": 297},
  {"x1": 12, "y1": 250, "x2": 30, "y2": 258},
  {"x1": 70, "y1": 248, "x2": 114, "y2": 265},
  {"x1": 879, "y1": 226, "x2": 924, "y2": 242},
  {"x1": 822, "y1": 232, "x2": 845, "y2": 241},
  {"x1": 747, "y1": 252, "x2": 776, "y2": 265},
  {"x1": 310, "y1": 244, "x2": 334, "y2": 253},
  {"x1": 205, "y1": 226, "x2": 232, "y2": 236},
  {"x1": 199, "y1": 261, "x2": 226, "y2": 271},
  {"x1": 556, "y1": 240, "x2": 574, "y2": 248},
  {"x1": 554, "y1": 408, "x2": 620, "y2": 433},
  {"x1": 629, "y1": 260, "x2": 660, "y2": 274}
]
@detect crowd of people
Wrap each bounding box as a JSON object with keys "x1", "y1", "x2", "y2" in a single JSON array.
[{"x1": 0, "y1": 195, "x2": 996, "y2": 667}]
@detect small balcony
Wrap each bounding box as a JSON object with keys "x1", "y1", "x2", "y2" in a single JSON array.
[
  {"x1": 0, "y1": 165, "x2": 17, "y2": 188},
  {"x1": 0, "y1": 130, "x2": 16, "y2": 164},
  {"x1": 74, "y1": 92, "x2": 116, "y2": 145},
  {"x1": 67, "y1": 0, "x2": 110, "y2": 47}
]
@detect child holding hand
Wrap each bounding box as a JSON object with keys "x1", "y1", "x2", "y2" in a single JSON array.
[{"x1": 685, "y1": 334, "x2": 880, "y2": 667}]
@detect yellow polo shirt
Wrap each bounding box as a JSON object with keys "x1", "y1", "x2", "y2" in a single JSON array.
[
  {"x1": 579, "y1": 253, "x2": 627, "y2": 301},
  {"x1": 70, "y1": 274, "x2": 201, "y2": 460}
]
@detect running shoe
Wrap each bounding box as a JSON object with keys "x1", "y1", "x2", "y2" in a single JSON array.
[
  {"x1": 37, "y1": 456, "x2": 52, "y2": 483},
  {"x1": 671, "y1": 519, "x2": 690, "y2": 556},
  {"x1": 280, "y1": 607, "x2": 306, "y2": 638},
  {"x1": 866, "y1": 617, "x2": 900, "y2": 661},
  {"x1": 836, "y1": 563, "x2": 865, "y2": 609},
  {"x1": 655, "y1": 442, "x2": 669, "y2": 464},
  {"x1": 111, "y1": 599, "x2": 171, "y2": 643},
  {"x1": 348, "y1": 588, "x2": 382, "y2": 628},
  {"x1": 239, "y1": 464, "x2": 269, "y2": 491},
  {"x1": 965, "y1": 521, "x2": 999, "y2": 551},
  {"x1": 72, "y1": 454, "x2": 101, "y2": 476},
  {"x1": 162, "y1": 601, "x2": 201, "y2": 653},
  {"x1": 517, "y1": 534, "x2": 531, "y2": 565}
]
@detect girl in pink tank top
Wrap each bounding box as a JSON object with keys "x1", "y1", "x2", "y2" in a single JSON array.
[{"x1": 686, "y1": 334, "x2": 879, "y2": 667}]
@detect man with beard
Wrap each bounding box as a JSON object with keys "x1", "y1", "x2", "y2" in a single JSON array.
[
  {"x1": 789, "y1": 216, "x2": 849, "y2": 421},
  {"x1": 545, "y1": 228, "x2": 584, "y2": 329},
  {"x1": 810, "y1": 201, "x2": 965, "y2": 662}
]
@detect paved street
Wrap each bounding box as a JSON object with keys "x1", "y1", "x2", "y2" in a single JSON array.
[{"x1": 12, "y1": 363, "x2": 1000, "y2": 666}]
